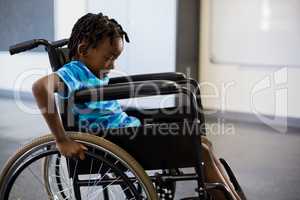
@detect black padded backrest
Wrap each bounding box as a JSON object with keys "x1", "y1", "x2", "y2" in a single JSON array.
[{"x1": 52, "y1": 47, "x2": 70, "y2": 72}]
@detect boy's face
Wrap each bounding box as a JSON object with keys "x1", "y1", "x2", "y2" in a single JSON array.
[{"x1": 78, "y1": 37, "x2": 124, "y2": 78}]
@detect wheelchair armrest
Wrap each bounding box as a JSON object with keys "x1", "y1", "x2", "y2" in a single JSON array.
[
  {"x1": 109, "y1": 72, "x2": 186, "y2": 84},
  {"x1": 74, "y1": 80, "x2": 180, "y2": 103}
]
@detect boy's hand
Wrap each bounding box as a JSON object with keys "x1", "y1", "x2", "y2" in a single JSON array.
[{"x1": 56, "y1": 136, "x2": 88, "y2": 160}]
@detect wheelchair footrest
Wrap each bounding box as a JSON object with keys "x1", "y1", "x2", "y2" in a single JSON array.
[{"x1": 219, "y1": 158, "x2": 247, "y2": 200}]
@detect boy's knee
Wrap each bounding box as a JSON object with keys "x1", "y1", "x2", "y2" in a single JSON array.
[{"x1": 201, "y1": 136, "x2": 213, "y2": 149}]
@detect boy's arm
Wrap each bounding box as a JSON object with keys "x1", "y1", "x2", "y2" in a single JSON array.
[{"x1": 32, "y1": 73, "x2": 87, "y2": 159}]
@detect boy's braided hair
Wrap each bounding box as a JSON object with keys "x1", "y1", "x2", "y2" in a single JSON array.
[{"x1": 68, "y1": 12, "x2": 130, "y2": 59}]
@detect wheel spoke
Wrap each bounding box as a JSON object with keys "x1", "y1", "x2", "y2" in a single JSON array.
[
  {"x1": 89, "y1": 176, "x2": 121, "y2": 199},
  {"x1": 28, "y1": 166, "x2": 46, "y2": 189},
  {"x1": 86, "y1": 148, "x2": 95, "y2": 199}
]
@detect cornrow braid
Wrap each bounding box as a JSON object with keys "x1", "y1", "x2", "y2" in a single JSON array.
[{"x1": 68, "y1": 12, "x2": 130, "y2": 59}]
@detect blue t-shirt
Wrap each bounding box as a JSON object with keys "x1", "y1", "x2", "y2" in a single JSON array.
[{"x1": 55, "y1": 60, "x2": 141, "y2": 130}]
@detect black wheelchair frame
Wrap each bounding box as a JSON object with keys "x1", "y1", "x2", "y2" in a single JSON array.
[{"x1": 0, "y1": 38, "x2": 245, "y2": 200}]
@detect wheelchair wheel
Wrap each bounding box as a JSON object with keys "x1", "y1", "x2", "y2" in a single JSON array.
[{"x1": 0, "y1": 133, "x2": 158, "y2": 200}]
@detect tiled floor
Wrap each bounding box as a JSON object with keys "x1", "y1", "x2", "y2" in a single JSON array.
[{"x1": 0, "y1": 98, "x2": 300, "y2": 199}]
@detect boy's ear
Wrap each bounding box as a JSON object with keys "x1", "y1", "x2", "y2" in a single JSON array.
[{"x1": 77, "y1": 43, "x2": 88, "y2": 57}]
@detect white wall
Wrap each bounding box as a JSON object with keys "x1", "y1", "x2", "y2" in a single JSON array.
[
  {"x1": 87, "y1": 0, "x2": 177, "y2": 76},
  {"x1": 0, "y1": 52, "x2": 50, "y2": 91},
  {"x1": 54, "y1": 0, "x2": 87, "y2": 40},
  {"x1": 199, "y1": 0, "x2": 300, "y2": 118}
]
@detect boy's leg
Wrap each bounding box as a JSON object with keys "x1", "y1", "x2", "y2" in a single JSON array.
[{"x1": 201, "y1": 136, "x2": 241, "y2": 200}]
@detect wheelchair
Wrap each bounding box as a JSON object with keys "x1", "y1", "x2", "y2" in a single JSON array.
[{"x1": 0, "y1": 39, "x2": 246, "y2": 200}]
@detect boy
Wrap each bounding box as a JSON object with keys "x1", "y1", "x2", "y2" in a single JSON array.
[{"x1": 32, "y1": 13, "x2": 140, "y2": 160}]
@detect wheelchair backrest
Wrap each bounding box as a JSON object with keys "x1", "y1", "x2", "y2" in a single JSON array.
[{"x1": 52, "y1": 47, "x2": 70, "y2": 72}]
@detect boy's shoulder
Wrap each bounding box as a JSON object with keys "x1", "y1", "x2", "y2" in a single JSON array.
[
  {"x1": 56, "y1": 60, "x2": 109, "y2": 87},
  {"x1": 58, "y1": 60, "x2": 92, "y2": 78},
  {"x1": 61, "y1": 60, "x2": 85, "y2": 71}
]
